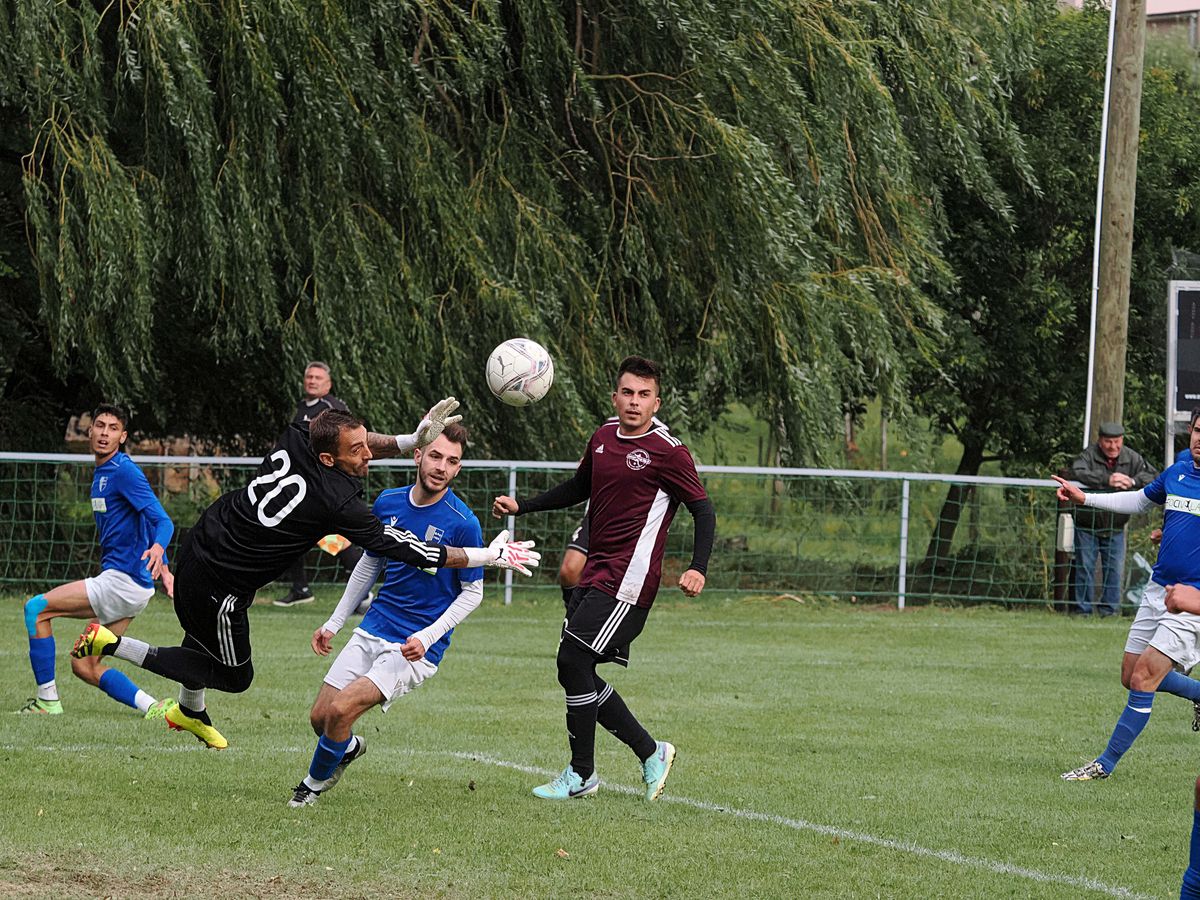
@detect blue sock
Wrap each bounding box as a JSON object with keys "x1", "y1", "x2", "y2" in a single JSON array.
[
  {"x1": 28, "y1": 635, "x2": 55, "y2": 685},
  {"x1": 308, "y1": 734, "x2": 352, "y2": 782},
  {"x1": 1160, "y1": 671, "x2": 1200, "y2": 703},
  {"x1": 1097, "y1": 690, "x2": 1154, "y2": 772},
  {"x1": 98, "y1": 668, "x2": 140, "y2": 709},
  {"x1": 1183, "y1": 811, "x2": 1200, "y2": 899}
]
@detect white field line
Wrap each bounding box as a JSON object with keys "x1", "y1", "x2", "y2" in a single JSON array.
[
  {"x1": 1, "y1": 741, "x2": 1153, "y2": 899},
  {"x1": 447, "y1": 751, "x2": 1152, "y2": 900}
]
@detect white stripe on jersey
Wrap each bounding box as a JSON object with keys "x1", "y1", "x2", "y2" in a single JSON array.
[
  {"x1": 592, "y1": 601, "x2": 629, "y2": 653},
  {"x1": 615, "y1": 489, "x2": 672, "y2": 604},
  {"x1": 382, "y1": 524, "x2": 442, "y2": 564},
  {"x1": 217, "y1": 594, "x2": 236, "y2": 664}
]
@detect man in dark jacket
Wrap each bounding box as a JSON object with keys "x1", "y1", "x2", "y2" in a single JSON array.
[{"x1": 1070, "y1": 422, "x2": 1157, "y2": 616}]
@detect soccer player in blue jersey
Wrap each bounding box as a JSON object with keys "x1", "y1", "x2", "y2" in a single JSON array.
[
  {"x1": 288, "y1": 423, "x2": 501, "y2": 806},
  {"x1": 19, "y1": 404, "x2": 175, "y2": 719},
  {"x1": 1053, "y1": 407, "x2": 1200, "y2": 781}
]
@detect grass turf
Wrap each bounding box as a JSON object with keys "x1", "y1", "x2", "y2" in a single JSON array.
[{"x1": 0, "y1": 591, "x2": 1192, "y2": 898}]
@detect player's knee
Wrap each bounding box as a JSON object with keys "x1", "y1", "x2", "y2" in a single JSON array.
[
  {"x1": 555, "y1": 641, "x2": 591, "y2": 686},
  {"x1": 23, "y1": 595, "x2": 47, "y2": 637},
  {"x1": 1194, "y1": 775, "x2": 1200, "y2": 811},
  {"x1": 222, "y1": 663, "x2": 255, "y2": 694}
]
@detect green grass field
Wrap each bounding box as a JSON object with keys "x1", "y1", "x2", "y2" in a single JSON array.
[{"x1": 1, "y1": 591, "x2": 1193, "y2": 898}]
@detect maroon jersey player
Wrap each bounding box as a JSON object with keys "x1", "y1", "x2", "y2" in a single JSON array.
[{"x1": 493, "y1": 356, "x2": 716, "y2": 801}]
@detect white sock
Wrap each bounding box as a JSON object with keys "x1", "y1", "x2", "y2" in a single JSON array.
[
  {"x1": 37, "y1": 681, "x2": 59, "y2": 702},
  {"x1": 303, "y1": 774, "x2": 329, "y2": 792},
  {"x1": 134, "y1": 690, "x2": 154, "y2": 713},
  {"x1": 178, "y1": 686, "x2": 205, "y2": 711},
  {"x1": 113, "y1": 636, "x2": 149, "y2": 666}
]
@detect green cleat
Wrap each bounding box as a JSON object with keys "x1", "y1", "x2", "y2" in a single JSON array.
[
  {"x1": 532, "y1": 765, "x2": 599, "y2": 800},
  {"x1": 642, "y1": 740, "x2": 677, "y2": 801},
  {"x1": 70, "y1": 622, "x2": 118, "y2": 658},
  {"x1": 143, "y1": 698, "x2": 178, "y2": 721},
  {"x1": 16, "y1": 697, "x2": 63, "y2": 715},
  {"x1": 165, "y1": 704, "x2": 228, "y2": 750}
]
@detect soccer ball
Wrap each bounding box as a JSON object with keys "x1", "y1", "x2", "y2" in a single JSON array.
[{"x1": 486, "y1": 338, "x2": 555, "y2": 406}]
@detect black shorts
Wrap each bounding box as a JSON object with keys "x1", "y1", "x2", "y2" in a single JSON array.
[
  {"x1": 566, "y1": 515, "x2": 589, "y2": 555},
  {"x1": 562, "y1": 587, "x2": 648, "y2": 667},
  {"x1": 173, "y1": 535, "x2": 254, "y2": 668}
]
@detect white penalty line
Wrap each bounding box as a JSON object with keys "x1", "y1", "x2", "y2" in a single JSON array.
[{"x1": 446, "y1": 751, "x2": 1152, "y2": 900}]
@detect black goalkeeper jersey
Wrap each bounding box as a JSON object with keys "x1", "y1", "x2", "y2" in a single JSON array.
[{"x1": 187, "y1": 423, "x2": 447, "y2": 593}]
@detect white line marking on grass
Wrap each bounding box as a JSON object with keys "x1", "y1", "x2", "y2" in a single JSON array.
[{"x1": 446, "y1": 751, "x2": 1152, "y2": 900}]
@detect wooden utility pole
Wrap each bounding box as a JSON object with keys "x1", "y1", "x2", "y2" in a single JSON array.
[{"x1": 1091, "y1": 0, "x2": 1147, "y2": 436}]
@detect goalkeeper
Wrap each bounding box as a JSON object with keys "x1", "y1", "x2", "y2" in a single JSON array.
[{"x1": 72, "y1": 401, "x2": 540, "y2": 750}]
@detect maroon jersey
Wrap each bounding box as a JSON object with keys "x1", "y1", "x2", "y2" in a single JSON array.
[{"x1": 578, "y1": 418, "x2": 708, "y2": 608}]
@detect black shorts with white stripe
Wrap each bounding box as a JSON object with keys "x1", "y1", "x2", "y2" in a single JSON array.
[
  {"x1": 562, "y1": 587, "x2": 648, "y2": 668},
  {"x1": 172, "y1": 536, "x2": 254, "y2": 668}
]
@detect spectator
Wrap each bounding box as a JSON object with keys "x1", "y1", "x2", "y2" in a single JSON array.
[{"x1": 1069, "y1": 422, "x2": 1156, "y2": 617}]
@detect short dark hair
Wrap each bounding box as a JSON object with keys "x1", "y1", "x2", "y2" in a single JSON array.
[
  {"x1": 1191, "y1": 407, "x2": 1200, "y2": 429},
  {"x1": 437, "y1": 422, "x2": 469, "y2": 454},
  {"x1": 616, "y1": 355, "x2": 662, "y2": 391},
  {"x1": 309, "y1": 409, "x2": 362, "y2": 457},
  {"x1": 92, "y1": 403, "x2": 129, "y2": 431}
]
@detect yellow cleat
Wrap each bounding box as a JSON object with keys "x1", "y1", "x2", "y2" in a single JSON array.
[
  {"x1": 71, "y1": 622, "x2": 117, "y2": 658},
  {"x1": 165, "y1": 704, "x2": 228, "y2": 749}
]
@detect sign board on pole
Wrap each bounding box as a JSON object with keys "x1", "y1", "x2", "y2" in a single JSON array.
[{"x1": 1165, "y1": 280, "x2": 1200, "y2": 466}]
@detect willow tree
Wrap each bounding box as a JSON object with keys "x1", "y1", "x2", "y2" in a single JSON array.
[{"x1": 1, "y1": 0, "x2": 1039, "y2": 456}]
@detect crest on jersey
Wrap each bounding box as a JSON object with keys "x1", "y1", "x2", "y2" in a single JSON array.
[
  {"x1": 626, "y1": 448, "x2": 651, "y2": 471},
  {"x1": 425, "y1": 524, "x2": 445, "y2": 543},
  {"x1": 98, "y1": 476, "x2": 108, "y2": 492}
]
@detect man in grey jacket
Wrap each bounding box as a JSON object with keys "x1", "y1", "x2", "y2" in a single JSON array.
[{"x1": 1070, "y1": 422, "x2": 1156, "y2": 616}]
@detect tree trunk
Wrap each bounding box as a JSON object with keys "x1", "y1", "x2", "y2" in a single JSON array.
[{"x1": 917, "y1": 440, "x2": 986, "y2": 592}]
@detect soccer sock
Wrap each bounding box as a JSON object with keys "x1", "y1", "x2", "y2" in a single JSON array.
[
  {"x1": 112, "y1": 636, "x2": 149, "y2": 666},
  {"x1": 1183, "y1": 810, "x2": 1200, "y2": 900},
  {"x1": 133, "y1": 690, "x2": 154, "y2": 714},
  {"x1": 557, "y1": 642, "x2": 600, "y2": 780},
  {"x1": 98, "y1": 668, "x2": 140, "y2": 710},
  {"x1": 1097, "y1": 690, "x2": 1154, "y2": 773},
  {"x1": 28, "y1": 635, "x2": 57, "y2": 698},
  {"x1": 305, "y1": 734, "x2": 353, "y2": 787},
  {"x1": 595, "y1": 678, "x2": 656, "y2": 761},
  {"x1": 1159, "y1": 671, "x2": 1200, "y2": 703}
]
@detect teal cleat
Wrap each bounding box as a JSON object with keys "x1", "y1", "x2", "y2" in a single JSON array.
[
  {"x1": 532, "y1": 765, "x2": 599, "y2": 800},
  {"x1": 642, "y1": 740, "x2": 677, "y2": 801}
]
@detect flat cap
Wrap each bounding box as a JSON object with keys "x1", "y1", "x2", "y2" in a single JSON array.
[{"x1": 1098, "y1": 421, "x2": 1124, "y2": 438}]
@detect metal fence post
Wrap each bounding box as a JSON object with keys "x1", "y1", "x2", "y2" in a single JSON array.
[
  {"x1": 898, "y1": 478, "x2": 910, "y2": 610},
  {"x1": 504, "y1": 465, "x2": 517, "y2": 606}
]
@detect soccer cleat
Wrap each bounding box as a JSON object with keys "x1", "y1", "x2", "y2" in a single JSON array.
[
  {"x1": 16, "y1": 697, "x2": 63, "y2": 715},
  {"x1": 289, "y1": 783, "x2": 321, "y2": 808},
  {"x1": 143, "y1": 698, "x2": 178, "y2": 721},
  {"x1": 70, "y1": 622, "x2": 118, "y2": 658},
  {"x1": 323, "y1": 735, "x2": 368, "y2": 793},
  {"x1": 273, "y1": 590, "x2": 314, "y2": 608},
  {"x1": 1061, "y1": 760, "x2": 1110, "y2": 781},
  {"x1": 1193, "y1": 701, "x2": 1200, "y2": 733},
  {"x1": 532, "y1": 765, "x2": 599, "y2": 800},
  {"x1": 642, "y1": 740, "x2": 677, "y2": 801},
  {"x1": 165, "y1": 705, "x2": 228, "y2": 750}
]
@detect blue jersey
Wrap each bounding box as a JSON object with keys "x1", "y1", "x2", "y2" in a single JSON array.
[
  {"x1": 91, "y1": 452, "x2": 174, "y2": 589},
  {"x1": 360, "y1": 486, "x2": 484, "y2": 665},
  {"x1": 1144, "y1": 458, "x2": 1200, "y2": 588}
]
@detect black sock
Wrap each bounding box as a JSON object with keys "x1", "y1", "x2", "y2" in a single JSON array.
[
  {"x1": 595, "y1": 677, "x2": 655, "y2": 760},
  {"x1": 179, "y1": 704, "x2": 212, "y2": 725},
  {"x1": 557, "y1": 641, "x2": 599, "y2": 780}
]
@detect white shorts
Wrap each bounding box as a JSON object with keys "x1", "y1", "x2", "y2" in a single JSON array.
[
  {"x1": 85, "y1": 569, "x2": 155, "y2": 626},
  {"x1": 323, "y1": 628, "x2": 437, "y2": 712},
  {"x1": 1125, "y1": 581, "x2": 1200, "y2": 673}
]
